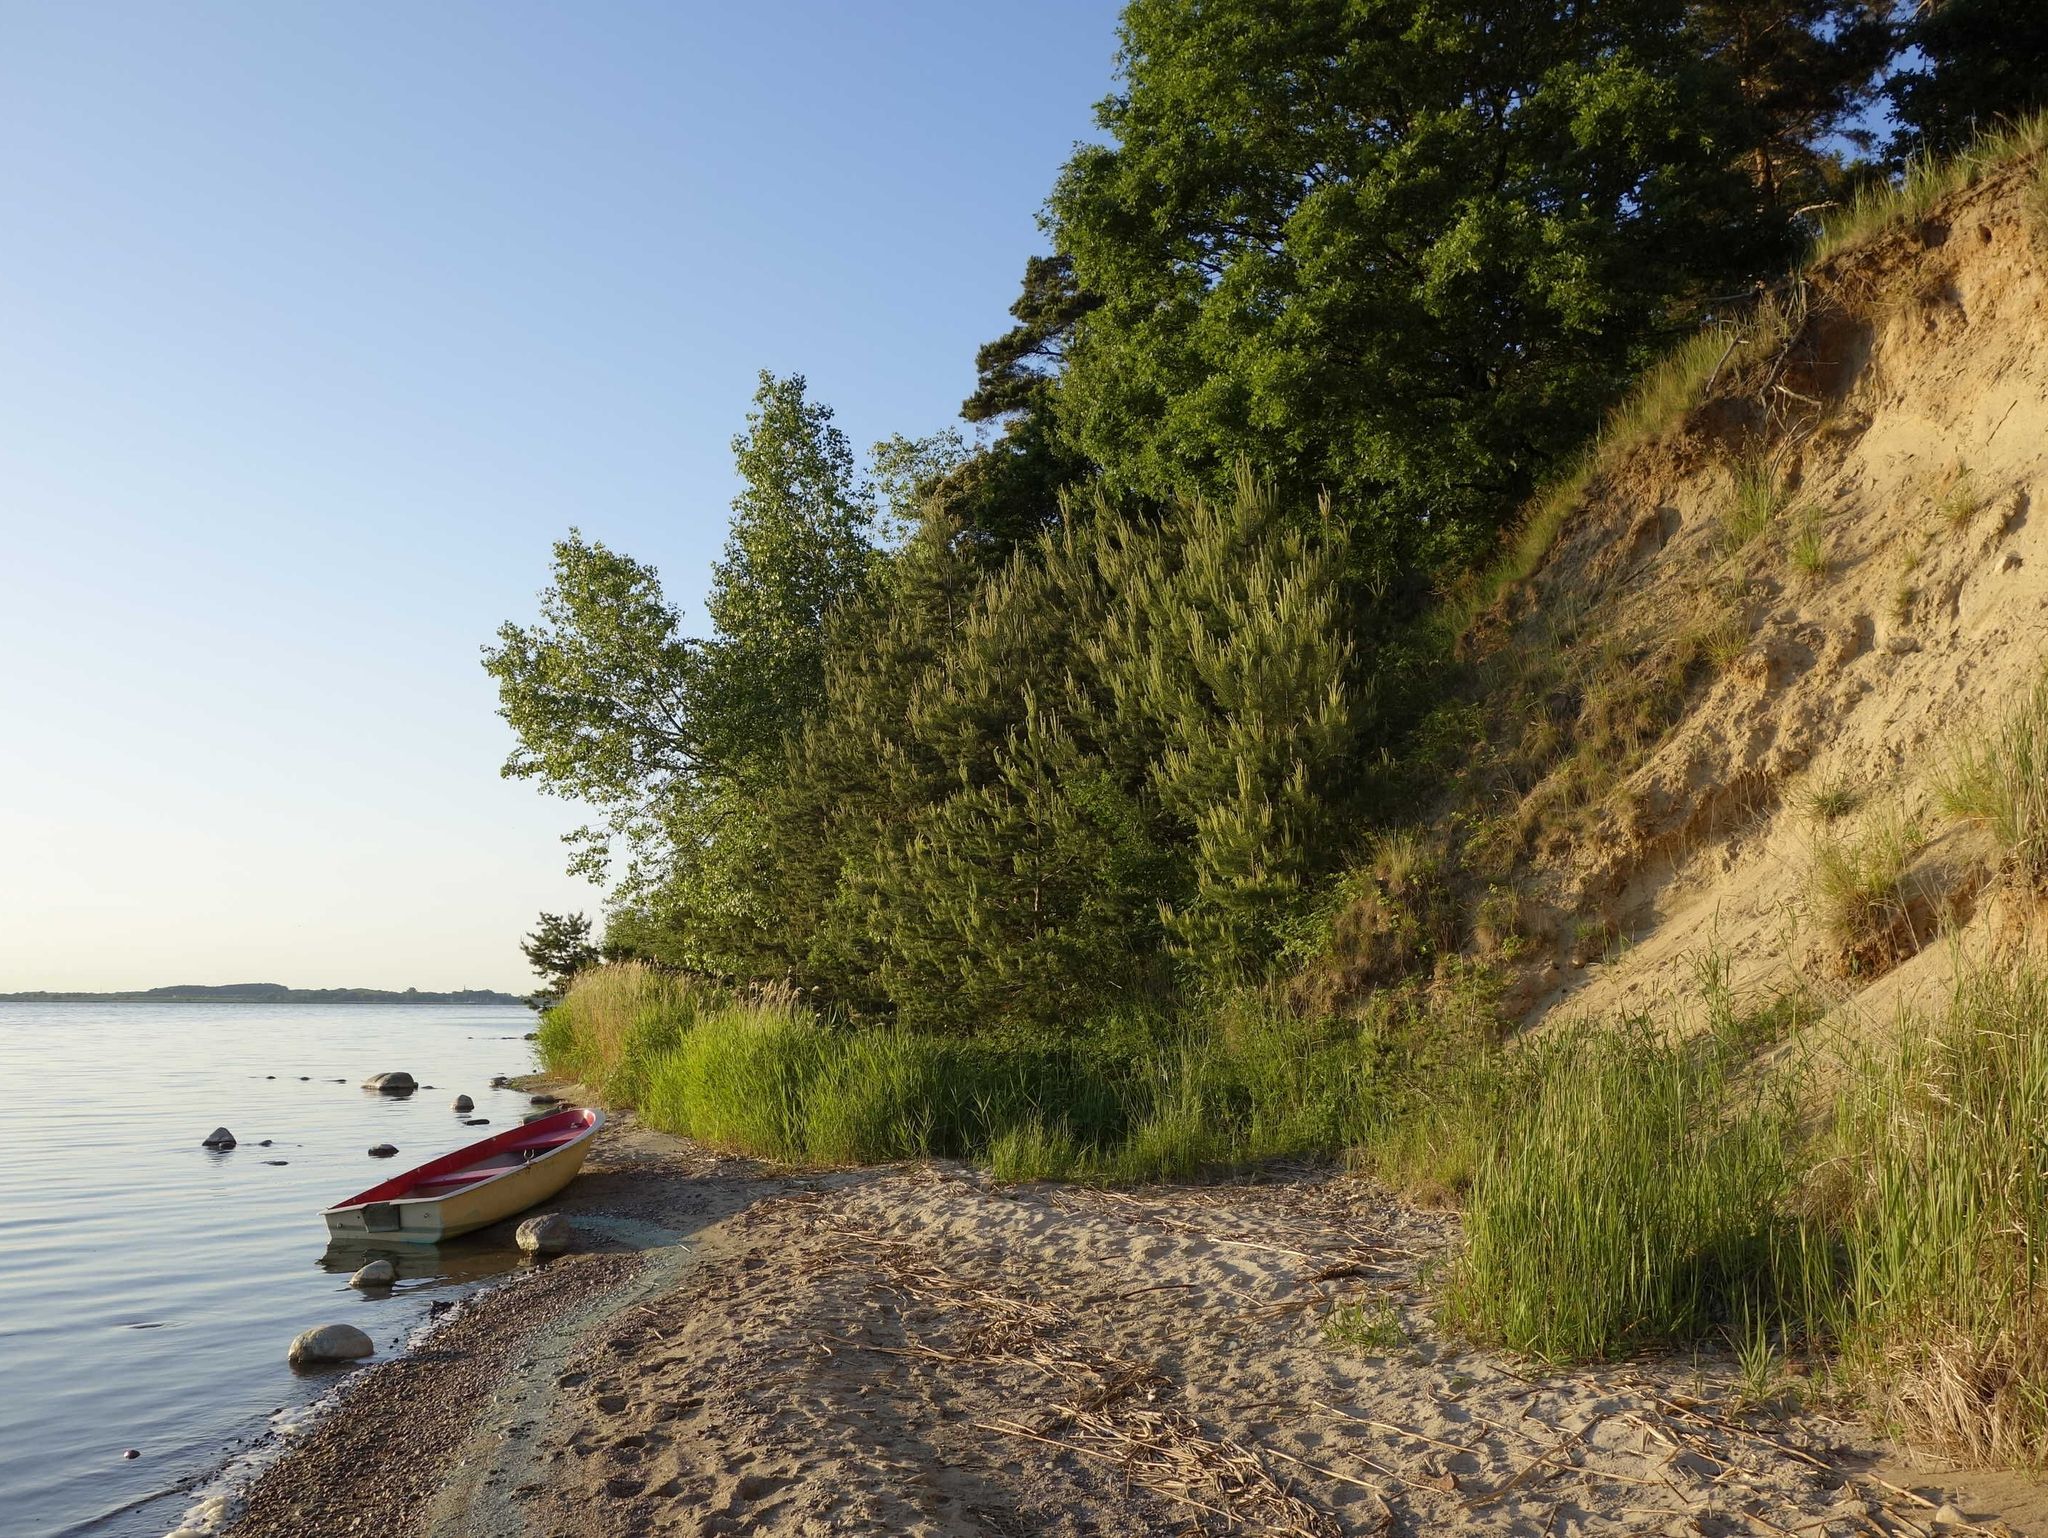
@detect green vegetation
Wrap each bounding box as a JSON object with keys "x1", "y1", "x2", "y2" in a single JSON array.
[
  {"x1": 498, "y1": 7, "x2": 2048, "y2": 1469},
  {"x1": 1442, "y1": 1026, "x2": 1811, "y2": 1363},
  {"x1": 1836, "y1": 965, "x2": 2048, "y2": 1462},
  {"x1": 1801, "y1": 777, "x2": 1864, "y2": 824},
  {"x1": 1724, "y1": 460, "x2": 1789, "y2": 551},
  {"x1": 1811, "y1": 804, "x2": 1928, "y2": 967},
  {"x1": 1789, "y1": 507, "x2": 1830, "y2": 580},
  {"x1": 1938, "y1": 670, "x2": 2048, "y2": 886},
  {"x1": 1323, "y1": 1298, "x2": 1409, "y2": 1354},
  {"x1": 1938, "y1": 467, "x2": 1981, "y2": 530},
  {"x1": 542, "y1": 962, "x2": 1396, "y2": 1178}
]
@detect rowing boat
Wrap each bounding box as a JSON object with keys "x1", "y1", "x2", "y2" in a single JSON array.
[{"x1": 322, "y1": 1106, "x2": 603, "y2": 1242}]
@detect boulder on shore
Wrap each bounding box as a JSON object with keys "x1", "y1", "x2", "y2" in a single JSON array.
[
  {"x1": 287, "y1": 1323, "x2": 374, "y2": 1367},
  {"x1": 367, "y1": 1143, "x2": 399, "y2": 1158},
  {"x1": 529, "y1": 1093, "x2": 559, "y2": 1106},
  {"x1": 349, "y1": 1258, "x2": 396, "y2": 1289},
  {"x1": 516, "y1": 1213, "x2": 573, "y2": 1256},
  {"x1": 201, "y1": 1127, "x2": 236, "y2": 1149},
  {"x1": 362, "y1": 1071, "x2": 417, "y2": 1094},
  {"x1": 451, "y1": 1094, "x2": 474, "y2": 1112}
]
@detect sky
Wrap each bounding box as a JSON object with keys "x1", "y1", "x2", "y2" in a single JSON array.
[{"x1": 0, "y1": 1, "x2": 1124, "y2": 992}]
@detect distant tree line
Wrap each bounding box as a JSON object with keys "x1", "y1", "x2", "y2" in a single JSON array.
[{"x1": 496, "y1": 0, "x2": 2045, "y2": 1031}]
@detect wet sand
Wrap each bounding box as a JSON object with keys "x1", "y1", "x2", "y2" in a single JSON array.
[{"x1": 219, "y1": 1111, "x2": 2046, "y2": 1538}]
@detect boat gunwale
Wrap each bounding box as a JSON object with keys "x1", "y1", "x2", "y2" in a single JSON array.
[{"x1": 322, "y1": 1106, "x2": 603, "y2": 1217}]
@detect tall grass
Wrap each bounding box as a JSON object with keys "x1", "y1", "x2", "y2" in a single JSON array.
[
  {"x1": 1938, "y1": 670, "x2": 2048, "y2": 886},
  {"x1": 1837, "y1": 965, "x2": 2048, "y2": 1463},
  {"x1": 541, "y1": 964, "x2": 1396, "y2": 1178},
  {"x1": 1441, "y1": 1026, "x2": 1814, "y2": 1362}
]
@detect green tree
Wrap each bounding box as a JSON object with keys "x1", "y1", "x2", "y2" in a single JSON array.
[
  {"x1": 1691, "y1": 0, "x2": 1894, "y2": 209},
  {"x1": 482, "y1": 531, "x2": 709, "y2": 890},
  {"x1": 761, "y1": 471, "x2": 1360, "y2": 1030},
  {"x1": 521, "y1": 910, "x2": 600, "y2": 999},
  {"x1": 487, "y1": 373, "x2": 883, "y2": 969},
  {"x1": 701, "y1": 371, "x2": 880, "y2": 776},
  {"x1": 1888, "y1": 0, "x2": 2048, "y2": 160},
  {"x1": 1048, "y1": 0, "x2": 1793, "y2": 584}
]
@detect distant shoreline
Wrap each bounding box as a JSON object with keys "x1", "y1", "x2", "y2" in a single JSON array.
[{"x1": 0, "y1": 985, "x2": 527, "y2": 1006}]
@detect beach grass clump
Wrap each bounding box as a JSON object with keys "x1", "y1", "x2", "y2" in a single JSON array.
[
  {"x1": 1789, "y1": 507, "x2": 1829, "y2": 580},
  {"x1": 1810, "y1": 805, "x2": 1927, "y2": 964},
  {"x1": 1837, "y1": 963, "x2": 2048, "y2": 1463},
  {"x1": 1801, "y1": 777, "x2": 1863, "y2": 823},
  {"x1": 1324, "y1": 1298, "x2": 1409, "y2": 1353},
  {"x1": 1723, "y1": 460, "x2": 1786, "y2": 551},
  {"x1": 1442, "y1": 1026, "x2": 1811, "y2": 1362},
  {"x1": 1937, "y1": 670, "x2": 2048, "y2": 886}
]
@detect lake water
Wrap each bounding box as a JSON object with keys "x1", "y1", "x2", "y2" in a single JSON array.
[{"x1": 0, "y1": 1002, "x2": 544, "y2": 1538}]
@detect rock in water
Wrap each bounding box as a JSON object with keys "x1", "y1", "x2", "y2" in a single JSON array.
[
  {"x1": 451, "y1": 1094, "x2": 474, "y2": 1112},
  {"x1": 349, "y1": 1258, "x2": 396, "y2": 1289},
  {"x1": 362, "y1": 1071, "x2": 417, "y2": 1094},
  {"x1": 201, "y1": 1127, "x2": 236, "y2": 1149},
  {"x1": 462, "y1": 1117, "x2": 490, "y2": 1126},
  {"x1": 367, "y1": 1143, "x2": 399, "y2": 1158},
  {"x1": 529, "y1": 1093, "x2": 559, "y2": 1106},
  {"x1": 489, "y1": 1074, "x2": 509, "y2": 1087},
  {"x1": 516, "y1": 1213, "x2": 573, "y2": 1256},
  {"x1": 287, "y1": 1323, "x2": 374, "y2": 1367}
]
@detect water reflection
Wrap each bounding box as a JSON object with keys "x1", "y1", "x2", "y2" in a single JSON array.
[{"x1": 316, "y1": 1232, "x2": 526, "y2": 1286}]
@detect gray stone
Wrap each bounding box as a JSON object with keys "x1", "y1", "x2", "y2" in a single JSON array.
[
  {"x1": 451, "y1": 1094, "x2": 474, "y2": 1112},
  {"x1": 367, "y1": 1143, "x2": 399, "y2": 1158},
  {"x1": 516, "y1": 1213, "x2": 573, "y2": 1256},
  {"x1": 201, "y1": 1127, "x2": 236, "y2": 1149},
  {"x1": 349, "y1": 1258, "x2": 396, "y2": 1289},
  {"x1": 287, "y1": 1323, "x2": 374, "y2": 1366},
  {"x1": 463, "y1": 1117, "x2": 490, "y2": 1126},
  {"x1": 362, "y1": 1071, "x2": 417, "y2": 1094},
  {"x1": 529, "y1": 1093, "x2": 559, "y2": 1106}
]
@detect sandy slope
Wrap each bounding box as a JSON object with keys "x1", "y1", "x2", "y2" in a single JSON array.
[
  {"x1": 220, "y1": 1115, "x2": 2040, "y2": 1538},
  {"x1": 1478, "y1": 155, "x2": 2048, "y2": 1045}
]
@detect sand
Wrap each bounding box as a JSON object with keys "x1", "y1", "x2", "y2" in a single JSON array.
[{"x1": 214, "y1": 1112, "x2": 2048, "y2": 1537}]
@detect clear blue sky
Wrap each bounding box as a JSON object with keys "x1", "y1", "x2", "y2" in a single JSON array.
[{"x1": 0, "y1": 1, "x2": 1122, "y2": 992}]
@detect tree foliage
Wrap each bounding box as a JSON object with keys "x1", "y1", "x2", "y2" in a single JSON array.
[
  {"x1": 1888, "y1": 0, "x2": 2048, "y2": 161},
  {"x1": 521, "y1": 910, "x2": 600, "y2": 998},
  {"x1": 1046, "y1": 0, "x2": 1837, "y2": 581},
  {"x1": 490, "y1": 0, "x2": 2026, "y2": 1045}
]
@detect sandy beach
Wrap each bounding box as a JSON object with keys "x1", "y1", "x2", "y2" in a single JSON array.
[{"x1": 218, "y1": 1108, "x2": 2048, "y2": 1538}]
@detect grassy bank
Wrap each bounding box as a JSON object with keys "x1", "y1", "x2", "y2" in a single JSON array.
[
  {"x1": 544, "y1": 954, "x2": 2048, "y2": 1464},
  {"x1": 539, "y1": 962, "x2": 1407, "y2": 1181}
]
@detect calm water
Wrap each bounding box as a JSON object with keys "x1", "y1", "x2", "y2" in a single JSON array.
[{"x1": 0, "y1": 1003, "x2": 545, "y2": 1538}]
